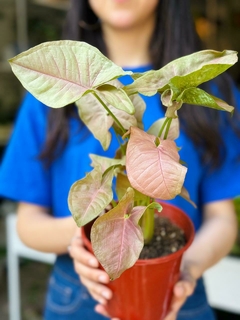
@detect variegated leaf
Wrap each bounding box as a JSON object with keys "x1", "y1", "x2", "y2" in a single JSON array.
[
  {"x1": 91, "y1": 188, "x2": 145, "y2": 280},
  {"x1": 9, "y1": 40, "x2": 131, "y2": 108},
  {"x1": 126, "y1": 127, "x2": 187, "y2": 199},
  {"x1": 68, "y1": 166, "x2": 114, "y2": 226}
]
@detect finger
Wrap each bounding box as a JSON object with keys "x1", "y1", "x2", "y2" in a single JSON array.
[
  {"x1": 81, "y1": 276, "x2": 112, "y2": 302},
  {"x1": 74, "y1": 259, "x2": 109, "y2": 284},
  {"x1": 170, "y1": 287, "x2": 187, "y2": 314},
  {"x1": 95, "y1": 304, "x2": 120, "y2": 320},
  {"x1": 88, "y1": 290, "x2": 107, "y2": 306},
  {"x1": 164, "y1": 310, "x2": 177, "y2": 320},
  {"x1": 174, "y1": 280, "x2": 195, "y2": 298},
  {"x1": 69, "y1": 236, "x2": 99, "y2": 268},
  {"x1": 170, "y1": 280, "x2": 195, "y2": 313},
  {"x1": 95, "y1": 304, "x2": 110, "y2": 317}
]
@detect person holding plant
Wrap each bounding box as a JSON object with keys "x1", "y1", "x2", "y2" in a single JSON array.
[{"x1": 0, "y1": 0, "x2": 240, "y2": 320}]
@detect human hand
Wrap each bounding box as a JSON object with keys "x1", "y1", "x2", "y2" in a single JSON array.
[
  {"x1": 69, "y1": 232, "x2": 120, "y2": 319},
  {"x1": 69, "y1": 230, "x2": 113, "y2": 305},
  {"x1": 163, "y1": 270, "x2": 196, "y2": 320}
]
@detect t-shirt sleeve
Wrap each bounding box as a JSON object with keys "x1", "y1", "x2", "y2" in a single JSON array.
[
  {"x1": 0, "y1": 92, "x2": 51, "y2": 207},
  {"x1": 200, "y1": 83, "x2": 240, "y2": 203}
]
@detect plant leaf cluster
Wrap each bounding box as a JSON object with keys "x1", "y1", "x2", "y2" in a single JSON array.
[{"x1": 9, "y1": 41, "x2": 238, "y2": 279}]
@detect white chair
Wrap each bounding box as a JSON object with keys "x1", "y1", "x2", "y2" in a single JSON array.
[
  {"x1": 6, "y1": 213, "x2": 56, "y2": 320},
  {"x1": 204, "y1": 256, "x2": 240, "y2": 314}
]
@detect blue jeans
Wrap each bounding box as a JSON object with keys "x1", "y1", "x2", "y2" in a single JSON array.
[{"x1": 44, "y1": 254, "x2": 216, "y2": 320}]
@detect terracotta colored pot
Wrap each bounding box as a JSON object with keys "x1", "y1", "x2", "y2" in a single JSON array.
[{"x1": 82, "y1": 202, "x2": 195, "y2": 320}]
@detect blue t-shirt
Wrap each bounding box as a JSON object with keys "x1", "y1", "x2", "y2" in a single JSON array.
[{"x1": 1, "y1": 65, "x2": 240, "y2": 231}]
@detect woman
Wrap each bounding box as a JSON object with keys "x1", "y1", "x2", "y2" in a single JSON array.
[{"x1": 0, "y1": 0, "x2": 239, "y2": 319}]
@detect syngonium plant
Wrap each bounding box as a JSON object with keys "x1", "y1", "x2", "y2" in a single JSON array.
[{"x1": 9, "y1": 41, "x2": 238, "y2": 280}]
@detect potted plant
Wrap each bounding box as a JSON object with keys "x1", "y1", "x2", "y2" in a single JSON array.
[{"x1": 8, "y1": 41, "x2": 237, "y2": 320}]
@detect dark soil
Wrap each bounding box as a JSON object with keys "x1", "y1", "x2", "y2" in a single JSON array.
[{"x1": 139, "y1": 214, "x2": 186, "y2": 259}]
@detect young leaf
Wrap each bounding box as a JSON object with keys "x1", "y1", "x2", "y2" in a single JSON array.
[
  {"x1": 161, "y1": 89, "x2": 183, "y2": 117},
  {"x1": 91, "y1": 188, "x2": 145, "y2": 280},
  {"x1": 68, "y1": 166, "x2": 114, "y2": 226},
  {"x1": 126, "y1": 127, "x2": 187, "y2": 199},
  {"x1": 9, "y1": 40, "x2": 131, "y2": 108}
]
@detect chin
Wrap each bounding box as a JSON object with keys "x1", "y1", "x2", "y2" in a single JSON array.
[{"x1": 108, "y1": 13, "x2": 136, "y2": 29}]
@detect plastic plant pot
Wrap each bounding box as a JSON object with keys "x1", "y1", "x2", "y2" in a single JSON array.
[{"x1": 82, "y1": 202, "x2": 195, "y2": 320}]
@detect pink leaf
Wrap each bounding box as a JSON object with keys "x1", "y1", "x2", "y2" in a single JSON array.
[
  {"x1": 91, "y1": 188, "x2": 145, "y2": 280},
  {"x1": 126, "y1": 127, "x2": 187, "y2": 199}
]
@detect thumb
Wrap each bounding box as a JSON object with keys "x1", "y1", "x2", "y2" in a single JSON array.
[{"x1": 174, "y1": 271, "x2": 196, "y2": 301}]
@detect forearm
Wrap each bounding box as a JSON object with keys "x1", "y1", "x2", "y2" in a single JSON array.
[
  {"x1": 17, "y1": 202, "x2": 78, "y2": 254},
  {"x1": 182, "y1": 199, "x2": 238, "y2": 280}
]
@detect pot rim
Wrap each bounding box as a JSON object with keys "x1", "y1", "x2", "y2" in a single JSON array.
[
  {"x1": 135, "y1": 201, "x2": 195, "y2": 264},
  {"x1": 82, "y1": 201, "x2": 195, "y2": 265}
]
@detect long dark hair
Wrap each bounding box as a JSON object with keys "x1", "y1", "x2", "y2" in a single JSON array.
[{"x1": 40, "y1": 0, "x2": 239, "y2": 168}]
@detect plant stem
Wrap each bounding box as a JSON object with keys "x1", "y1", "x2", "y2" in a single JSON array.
[
  {"x1": 164, "y1": 117, "x2": 172, "y2": 140},
  {"x1": 140, "y1": 206, "x2": 155, "y2": 244},
  {"x1": 93, "y1": 92, "x2": 126, "y2": 135},
  {"x1": 115, "y1": 131, "x2": 127, "y2": 156},
  {"x1": 158, "y1": 117, "x2": 171, "y2": 139}
]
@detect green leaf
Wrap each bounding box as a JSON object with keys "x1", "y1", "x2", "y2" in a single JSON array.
[
  {"x1": 124, "y1": 50, "x2": 238, "y2": 96},
  {"x1": 91, "y1": 188, "x2": 145, "y2": 280},
  {"x1": 176, "y1": 87, "x2": 234, "y2": 113},
  {"x1": 68, "y1": 166, "x2": 114, "y2": 226},
  {"x1": 9, "y1": 40, "x2": 131, "y2": 108}
]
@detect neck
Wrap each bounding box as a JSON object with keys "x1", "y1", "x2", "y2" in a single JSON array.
[{"x1": 102, "y1": 20, "x2": 155, "y2": 68}]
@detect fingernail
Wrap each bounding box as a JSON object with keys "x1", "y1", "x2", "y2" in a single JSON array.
[{"x1": 88, "y1": 258, "x2": 98, "y2": 267}]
